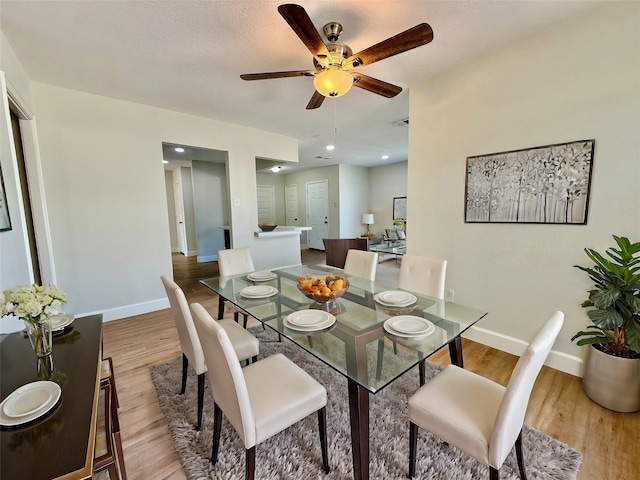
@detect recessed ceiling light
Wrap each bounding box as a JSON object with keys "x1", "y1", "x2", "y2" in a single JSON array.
[
  {"x1": 174, "y1": 147, "x2": 185, "y2": 153},
  {"x1": 162, "y1": 160, "x2": 169, "y2": 164},
  {"x1": 270, "y1": 166, "x2": 281, "y2": 173},
  {"x1": 381, "y1": 155, "x2": 389, "y2": 160},
  {"x1": 326, "y1": 144, "x2": 335, "y2": 151}
]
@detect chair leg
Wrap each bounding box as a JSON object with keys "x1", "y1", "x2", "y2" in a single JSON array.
[
  {"x1": 181, "y1": 354, "x2": 188, "y2": 395},
  {"x1": 243, "y1": 314, "x2": 248, "y2": 328},
  {"x1": 234, "y1": 311, "x2": 239, "y2": 323},
  {"x1": 246, "y1": 446, "x2": 256, "y2": 480},
  {"x1": 196, "y1": 373, "x2": 205, "y2": 431},
  {"x1": 113, "y1": 430, "x2": 128, "y2": 480},
  {"x1": 408, "y1": 421, "x2": 418, "y2": 478},
  {"x1": 211, "y1": 403, "x2": 222, "y2": 465},
  {"x1": 515, "y1": 429, "x2": 528, "y2": 480},
  {"x1": 317, "y1": 407, "x2": 330, "y2": 473},
  {"x1": 251, "y1": 355, "x2": 258, "y2": 364},
  {"x1": 490, "y1": 466, "x2": 500, "y2": 480}
]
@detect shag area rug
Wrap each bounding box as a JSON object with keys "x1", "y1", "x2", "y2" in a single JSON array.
[{"x1": 150, "y1": 328, "x2": 582, "y2": 479}]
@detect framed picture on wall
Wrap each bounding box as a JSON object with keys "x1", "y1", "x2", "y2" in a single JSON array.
[
  {"x1": 464, "y1": 139, "x2": 595, "y2": 224},
  {"x1": 393, "y1": 196, "x2": 407, "y2": 221},
  {"x1": 0, "y1": 163, "x2": 12, "y2": 232}
]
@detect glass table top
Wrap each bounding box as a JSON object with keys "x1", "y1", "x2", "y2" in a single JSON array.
[
  {"x1": 369, "y1": 243, "x2": 407, "y2": 255},
  {"x1": 200, "y1": 264, "x2": 486, "y2": 394}
]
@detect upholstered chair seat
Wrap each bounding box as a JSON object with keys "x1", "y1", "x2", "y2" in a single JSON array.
[{"x1": 408, "y1": 311, "x2": 565, "y2": 479}]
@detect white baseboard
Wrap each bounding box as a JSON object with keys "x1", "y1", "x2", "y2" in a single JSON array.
[
  {"x1": 171, "y1": 247, "x2": 180, "y2": 253},
  {"x1": 81, "y1": 297, "x2": 170, "y2": 322},
  {"x1": 463, "y1": 325, "x2": 583, "y2": 377},
  {"x1": 197, "y1": 254, "x2": 217, "y2": 262}
]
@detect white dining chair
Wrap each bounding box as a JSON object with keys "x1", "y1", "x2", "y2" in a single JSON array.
[
  {"x1": 161, "y1": 275, "x2": 259, "y2": 430},
  {"x1": 344, "y1": 249, "x2": 378, "y2": 281},
  {"x1": 218, "y1": 247, "x2": 256, "y2": 328},
  {"x1": 397, "y1": 255, "x2": 447, "y2": 299},
  {"x1": 378, "y1": 255, "x2": 448, "y2": 384},
  {"x1": 190, "y1": 303, "x2": 330, "y2": 480},
  {"x1": 408, "y1": 311, "x2": 564, "y2": 479}
]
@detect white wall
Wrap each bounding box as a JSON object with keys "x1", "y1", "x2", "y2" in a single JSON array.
[
  {"x1": 164, "y1": 170, "x2": 178, "y2": 251},
  {"x1": 5, "y1": 79, "x2": 297, "y2": 319},
  {"x1": 192, "y1": 160, "x2": 228, "y2": 261},
  {"x1": 407, "y1": 2, "x2": 640, "y2": 375},
  {"x1": 338, "y1": 165, "x2": 370, "y2": 237},
  {"x1": 369, "y1": 162, "x2": 407, "y2": 236}
]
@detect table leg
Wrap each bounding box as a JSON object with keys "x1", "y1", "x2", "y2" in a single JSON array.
[
  {"x1": 448, "y1": 336, "x2": 464, "y2": 367},
  {"x1": 217, "y1": 295, "x2": 225, "y2": 320},
  {"x1": 347, "y1": 379, "x2": 369, "y2": 480}
]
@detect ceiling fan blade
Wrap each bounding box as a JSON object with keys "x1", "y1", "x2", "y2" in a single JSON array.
[
  {"x1": 240, "y1": 70, "x2": 315, "y2": 81},
  {"x1": 278, "y1": 4, "x2": 331, "y2": 61},
  {"x1": 351, "y1": 73, "x2": 402, "y2": 98},
  {"x1": 346, "y1": 23, "x2": 433, "y2": 68},
  {"x1": 306, "y1": 90, "x2": 325, "y2": 110}
]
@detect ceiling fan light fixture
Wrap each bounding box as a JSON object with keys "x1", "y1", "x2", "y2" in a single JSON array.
[{"x1": 313, "y1": 69, "x2": 353, "y2": 98}]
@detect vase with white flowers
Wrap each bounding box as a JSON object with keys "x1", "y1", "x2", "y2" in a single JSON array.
[{"x1": 1, "y1": 284, "x2": 68, "y2": 357}]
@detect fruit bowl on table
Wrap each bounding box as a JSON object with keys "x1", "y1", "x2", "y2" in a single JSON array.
[
  {"x1": 296, "y1": 275, "x2": 349, "y2": 304},
  {"x1": 258, "y1": 224, "x2": 277, "y2": 232}
]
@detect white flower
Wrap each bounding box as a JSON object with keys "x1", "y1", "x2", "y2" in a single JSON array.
[{"x1": 0, "y1": 284, "x2": 68, "y2": 325}]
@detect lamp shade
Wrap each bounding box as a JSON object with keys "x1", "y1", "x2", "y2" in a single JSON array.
[
  {"x1": 313, "y1": 69, "x2": 353, "y2": 98},
  {"x1": 362, "y1": 214, "x2": 374, "y2": 225}
]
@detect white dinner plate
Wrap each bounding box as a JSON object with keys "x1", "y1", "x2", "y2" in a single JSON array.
[
  {"x1": 383, "y1": 317, "x2": 434, "y2": 338},
  {"x1": 389, "y1": 316, "x2": 434, "y2": 335},
  {"x1": 247, "y1": 271, "x2": 277, "y2": 282},
  {"x1": 240, "y1": 285, "x2": 278, "y2": 298},
  {"x1": 374, "y1": 291, "x2": 417, "y2": 307},
  {"x1": 285, "y1": 311, "x2": 336, "y2": 331},
  {"x1": 49, "y1": 313, "x2": 75, "y2": 331},
  {"x1": 0, "y1": 381, "x2": 61, "y2": 426}
]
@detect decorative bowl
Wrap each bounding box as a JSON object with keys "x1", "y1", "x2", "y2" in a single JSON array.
[
  {"x1": 258, "y1": 224, "x2": 278, "y2": 232},
  {"x1": 296, "y1": 275, "x2": 349, "y2": 303}
]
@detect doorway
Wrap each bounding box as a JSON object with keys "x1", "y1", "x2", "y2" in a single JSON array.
[{"x1": 306, "y1": 179, "x2": 329, "y2": 250}]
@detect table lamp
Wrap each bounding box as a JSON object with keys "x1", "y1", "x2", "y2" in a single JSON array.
[{"x1": 362, "y1": 213, "x2": 374, "y2": 238}]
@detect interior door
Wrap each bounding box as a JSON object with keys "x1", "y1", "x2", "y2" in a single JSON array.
[
  {"x1": 173, "y1": 178, "x2": 187, "y2": 254},
  {"x1": 256, "y1": 185, "x2": 276, "y2": 223},
  {"x1": 306, "y1": 180, "x2": 328, "y2": 250},
  {"x1": 285, "y1": 184, "x2": 299, "y2": 225}
]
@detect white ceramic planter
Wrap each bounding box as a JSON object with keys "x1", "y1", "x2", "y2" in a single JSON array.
[{"x1": 582, "y1": 345, "x2": 640, "y2": 413}]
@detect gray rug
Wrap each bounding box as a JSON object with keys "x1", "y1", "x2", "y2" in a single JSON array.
[{"x1": 150, "y1": 328, "x2": 582, "y2": 479}]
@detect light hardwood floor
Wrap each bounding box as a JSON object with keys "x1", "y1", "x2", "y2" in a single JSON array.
[{"x1": 101, "y1": 252, "x2": 639, "y2": 480}]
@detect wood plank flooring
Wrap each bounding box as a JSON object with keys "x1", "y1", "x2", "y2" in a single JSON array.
[{"x1": 100, "y1": 251, "x2": 639, "y2": 480}]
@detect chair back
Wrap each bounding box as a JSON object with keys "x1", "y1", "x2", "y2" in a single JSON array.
[
  {"x1": 191, "y1": 303, "x2": 257, "y2": 448},
  {"x1": 160, "y1": 275, "x2": 206, "y2": 375},
  {"x1": 344, "y1": 249, "x2": 378, "y2": 281},
  {"x1": 398, "y1": 255, "x2": 447, "y2": 299},
  {"x1": 323, "y1": 238, "x2": 368, "y2": 268},
  {"x1": 489, "y1": 311, "x2": 564, "y2": 467},
  {"x1": 218, "y1": 247, "x2": 255, "y2": 277}
]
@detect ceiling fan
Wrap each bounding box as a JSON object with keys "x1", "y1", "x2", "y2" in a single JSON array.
[{"x1": 240, "y1": 4, "x2": 434, "y2": 110}]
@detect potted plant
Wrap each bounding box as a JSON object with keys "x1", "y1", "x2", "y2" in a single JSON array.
[{"x1": 572, "y1": 235, "x2": 640, "y2": 412}]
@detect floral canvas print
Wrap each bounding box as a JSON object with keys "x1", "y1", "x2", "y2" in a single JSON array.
[{"x1": 465, "y1": 139, "x2": 594, "y2": 224}]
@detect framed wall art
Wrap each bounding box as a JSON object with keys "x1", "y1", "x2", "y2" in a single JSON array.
[
  {"x1": 464, "y1": 139, "x2": 595, "y2": 224},
  {"x1": 0, "y1": 162, "x2": 11, "y2": 232},
  {"x1": 393, "y1": 196, "x2": 407, "y2": 221}
]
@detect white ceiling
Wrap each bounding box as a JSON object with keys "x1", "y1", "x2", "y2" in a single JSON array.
[{"x1": 1, "y1": 0, "x2": 602, "y2": 173}]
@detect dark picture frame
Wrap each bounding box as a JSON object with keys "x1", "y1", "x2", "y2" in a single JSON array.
[
  {"x1": 464, "y1": 139, "x2": 595, "y2": 224},
  {"x1": 0, "y1": 162, "x2": 12, "y2": 232},
  {"x1": 393, "y1": 196, "x2": 407, "y2": 221}
]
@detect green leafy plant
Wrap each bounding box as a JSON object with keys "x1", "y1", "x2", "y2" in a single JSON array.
[{"x1": 572, "y1": 235, "x2": 640, "y2": 357}]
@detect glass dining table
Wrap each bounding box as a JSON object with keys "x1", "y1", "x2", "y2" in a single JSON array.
[{"x1": 200, "y1": 264, "x2": 487, "y2": 480}]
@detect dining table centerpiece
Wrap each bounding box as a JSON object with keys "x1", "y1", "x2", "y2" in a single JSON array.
[{"x1": 1, "y1": 284, "x2": 68, "y2": 357}]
